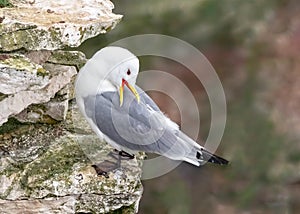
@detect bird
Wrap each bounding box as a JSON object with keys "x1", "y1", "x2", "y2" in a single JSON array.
[{"x1": 75, "y1": 46, "x2": 228, "y2": 175}]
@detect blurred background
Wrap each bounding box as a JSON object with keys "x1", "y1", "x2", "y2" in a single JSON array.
[{"x1": 77, "y1": 0, "x2": 300, "y2": 213}]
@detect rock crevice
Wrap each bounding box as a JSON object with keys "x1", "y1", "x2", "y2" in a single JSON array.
[{"x1": 0, "y1": 1, "x2": 142, "y2": 213}]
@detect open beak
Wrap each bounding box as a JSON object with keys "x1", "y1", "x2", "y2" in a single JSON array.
[{"x1": 119, "y1": 79, "x2": 140, "y2": 106}]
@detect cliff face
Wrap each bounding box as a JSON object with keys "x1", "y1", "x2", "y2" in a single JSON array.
[
  {"x1": 0, "y1": 1, "x2": 143, "y2": 213},
  {"x1": 0, "y1": 105, "x2": 143, "y2": 213}
]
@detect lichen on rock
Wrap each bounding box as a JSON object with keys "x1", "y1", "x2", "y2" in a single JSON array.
[
  {"x1": 47, "y1": 50, "x2": 87, "y2": 70},
  {"x1": 0, "y1": 54, "x2": 49, "y2": 95},
  {"x1": 0, "y1": 103, "x2": 143, "y2": 213},
  {"x1": 0, "y1": 0, "x2": 122, "y2": 51},
  {"x1": 0, "y1": 58, "x2": 77, "y2": 125},
  {"x1": 0, "y1": 0, "x2": 142, "y2": 213}
]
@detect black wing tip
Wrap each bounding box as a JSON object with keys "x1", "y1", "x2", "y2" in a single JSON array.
[
  {"x1": 197, "y1": 149, "x2": 229, "y2": 165},
  {"x1": 208, "y1": 154, "x2": 229, "y2": 165}
]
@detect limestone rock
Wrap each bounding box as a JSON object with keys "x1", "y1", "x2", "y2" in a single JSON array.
[
  {"x1": 0, "y1": 54, "x2": 49, "y2": 95},
  {"x1": 0, "y1": 0, "x2": 122, "y2": 51},
  {"x1": 0, "y1": 104, "x2": 143, "y2": 213},
  {"x1": 47, "y1": 50, "x2": 87, "y2": 70},
  {"x1": 0, "y1": 1, "x2": 142, "y2": 213},
  {"x1": 0, "y1": 54, "x2": 77, "y2": 125},
  {"x1": 14, "y1": 96, "x2": 69, "y2": 123}
]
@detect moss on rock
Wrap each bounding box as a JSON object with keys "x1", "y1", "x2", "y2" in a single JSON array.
[
  {"x1": 48, "y1": 50, "x2": 87, "y2": 70},
  {"x1": 0, "y1": 105, "x2": 143, "y2": 213},
  {"x1": 0, "y1": 0, "x2": 13, "y2": 8}
]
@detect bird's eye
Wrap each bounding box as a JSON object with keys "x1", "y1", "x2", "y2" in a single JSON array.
[{"x1": 127, "y1": 69, "x2": 131, "y2": 75}]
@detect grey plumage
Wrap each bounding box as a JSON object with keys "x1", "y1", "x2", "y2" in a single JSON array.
[{"x1": 84, "y1": 86, "x2": 228, "y2": 166}]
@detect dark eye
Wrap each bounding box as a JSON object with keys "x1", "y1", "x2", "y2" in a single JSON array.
[{"x1": 127, "y1": 69, "x2": 131, "y2": 75}]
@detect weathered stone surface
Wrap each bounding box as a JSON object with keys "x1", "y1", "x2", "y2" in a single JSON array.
[
  {"x1": 0, "y1": 54, "x2": 77, "y2": 125},
  {"x1": 0, "y1": 104, "x2": 143, "y2": 213},
  {"x1": 0, "y1": 0, "x2": 122, "y2": 51},
  {"x1": 14, "y1": 97, "x2": 69, "y2": 123},
  {"x1": 0, "y1": 1, "x2": 142, "y2": 213},
  {"x1": 0, "y1": 196, "x2": 77, "y2": 214},
  {"x1": 0, "y1": 54, "x2": 49, "y2": 94},
  {"x1": 47, "y1": 50, "x2": 87, "y2": 70}
]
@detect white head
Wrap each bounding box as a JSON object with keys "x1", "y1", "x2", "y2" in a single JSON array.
[{"x1": 75, "y1": 46, "x2": 140, "y2": 106}]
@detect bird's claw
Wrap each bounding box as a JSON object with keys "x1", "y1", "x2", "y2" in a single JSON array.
[
  {"x1": 91, "y1": 160, "x2": 119, "y2": 178},
  {"x1": 92, "y1": 164, "x2": 109, "y2": 178},
  {"x1": 92, "y1": 149, "x2": 135, "y2": 178}
]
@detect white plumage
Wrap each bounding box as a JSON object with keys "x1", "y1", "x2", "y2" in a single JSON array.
[{"x1": 75, "y1": 46, "x2": 228, "y2": 166}]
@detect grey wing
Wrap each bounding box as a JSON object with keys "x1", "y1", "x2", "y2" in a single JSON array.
[
  {"x1": 135, "y1": 86, "x2": 160, "y2": 111},
  {"x1": 83, "y1": 89, "x2": 190, "y2": 159}
]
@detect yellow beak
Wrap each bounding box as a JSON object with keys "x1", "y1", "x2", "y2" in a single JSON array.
[{"x1": 119, "y1": 79, "x2": 140, "y2": 106}]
